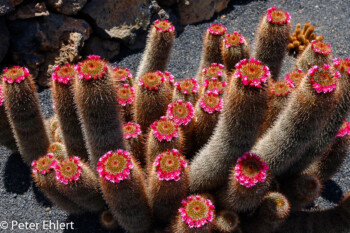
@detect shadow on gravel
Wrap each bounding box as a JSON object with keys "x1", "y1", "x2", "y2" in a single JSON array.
[
  {"x1": 64, "y1": 213, "x2": 125, "y2": 233},
  {"x1": 321, "y1": 179, "x2": 343, "y2": 204},
  {"x1": 3, "y1": 152, "x2": 31, "y2": 194},
  {"x1": 32, "y1": 183, "x2": 52, "y2": 207}
]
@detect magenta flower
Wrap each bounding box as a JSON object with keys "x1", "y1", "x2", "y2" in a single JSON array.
[
  {"x1": 112, "y1": 67, "x2": 133, "y2": 82},
  {"x1": 164, "y1": 71, "x2": 175, "y2": 86},
  {"x1": 167, "y1": 100, "x2": 194, "y2": 126},
  {"x1": 122, "y1": 122, "x2": 142, "y2": 139},
  {"x1": 234, "y1": 58, "x2": 270, "y2": 88},
  {"x1": 311, "y1": 40, "x2": 332, "y2": 55},
  {"x1": 203, "y1": 77, "x2": 227, "y2": 94},
  {"x1": 207, "y1": 23, "x2": 227, "y2": 35},
  {"x1": 151, "y1": 116, "x2": 179, "y2": 142},
  {"x1": 51, "y1": 156, "x2": 82, "y2": 185},
  {"x1": 154, "y1": 19, "x2": 175, "y2": 32},
  {"x1": 174, "y1": 78, "x2": 199, "y2": 94},
  {"x1": 200, "y1": 91, "x2": 223, "y2": 114},
  {"x1": 270, "y1": 80, "x2": 292, "y2": 96},
  {"x1": 2, "y1": 66, "x2": 30, "y2": 84},
  {"x1": 223, "y1": 32, "x2": 245, "y2": 48},
  {"x1": 139, "y1": 71, "x2": 166, "y2": 90},
  {"x1": 234, "y1": 152, "x2": 269, "y2": 188},
  {"x1": 153, "y1": 149, "x2": 187, "y2": 181},
  {"x1": 116, "y1": 84, "x2": 135, "y2": 106},
  {"x1": 0, "y1": 85, "x2": 3, "y2": 106},
  {"x1": 336, "y1": 121, "x2": 350, "y2": 137},
  {"x1": 178, "y1": 195, "x2": 215, "y2": 228},
  {"x1": 31, "y1": 153, "x2": 56, "y2": 175},
  {"x1": 202, "y1": 63, "x2": 225, "y2": 80},
  {"x1": 333, "y1": 57, "x2": 350, "y2": 75},
  {"x1": 308, "y1": 64, "x2": 339, "y2": 93},
  {"x1": 75, "y1": 55, "x2": 108, "y2": 80},
  {"x1": 284, "y1": 69, "x2": 305, "y2": 88},
  {"x1": 97, "y1": 150, "x2": 133, "y2": 183},
  {"x1": 52, "y1": 63, "x2": 75, "y2": 84},
  {"x1": 266, "y1": 6, "x2": 291, "y2": 24}
]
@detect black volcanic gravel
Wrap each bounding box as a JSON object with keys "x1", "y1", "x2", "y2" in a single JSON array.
[{"x1": 1, "y1": 0, "x2": 350, "y2": 232}]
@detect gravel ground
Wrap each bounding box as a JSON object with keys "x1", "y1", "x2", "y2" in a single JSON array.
[{"x1": 1, "y1": 0, "x2": 350, "y2": 232}]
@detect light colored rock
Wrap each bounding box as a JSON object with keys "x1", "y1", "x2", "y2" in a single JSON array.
[
  {"x1": 83, "y1": 36, "x2": 120, "y2": 60},
  {"x1": 46, "y1": 0, "x2": 87, "y2": 15},
  {"x1": 0, "y1": 0, "x2": 23, "y2": 15},
  {"x1": 7, "y1": 2, "x2": 49, "y2": 20},
  {"x1": 82, "y1": 0, "x2": 152, "y2": 43}
]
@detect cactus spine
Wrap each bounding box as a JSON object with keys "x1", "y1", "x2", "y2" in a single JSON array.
[{"x1": 122, "y1": 122, "x2": 146, "y2": 166}]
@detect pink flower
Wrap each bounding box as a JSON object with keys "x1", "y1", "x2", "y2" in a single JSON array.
[
  {"x1": 223, "y1": 32, "x2": 245, "y2": 48},
  {"x1": 336, "y1": 121, "x2": 350, "y2": 137},
  {"x1": 234, "y1": 152, "x2": 269, "y2": 188},
  {"x1": 139, "y1": 71, "x2": 166, "y2": 90},
  {"x1": 308, "y1": 64, "x2": 338, "y2": 93},
  {"x1": 200, "y1": 91, "x2": 223, "y2": 114},
  {"x1": 112, "y1": 67, "x2": 133, "y2": 82},
  {"x1": 2, "y1": 66, "x2": 30, "y2": 84},
  {"x1": 285, "y1": 69, "x2": 305, "y2": 88},
  {"x1": 164, "y1": 71, "x2": 175, "y2": 85},
  {"x1": 311, "y1": 40, "x2": 332, "y2": 55},
  {"x1": 178, "y1": 195, "x2": 215, "y2": 228},
  {"x1": 234, "y1": 58, "x2": 270, "y2": 88},
  {"x1": 151, "y1": 117, "x2": 179, "y2": 142},
  {"x1": 175, "y1": 78, "x2": 199, "y2": 94},
  {"x1": 207, "y1": 24, "x2": 227, "y2": 35},
  {"x1": 266, "y1": 6, "x2": 291, "y2": 24},
  {"x1": 153, "y1": 149, "x2": 187, "y2": 181},
  {"x1": 52, "y1": 63, "x2": 75, "y2": 84},
  {"x1": 75, "y1": 55, "x2": 108, "y2": 80},
  {"x1": 116, "y1": 84, "x2": 135, "y2": 106},
  {"x1": 202, "y1": 63, "x2": 225, "y2": 80},
  {"x1": 97, "y1": 150, "x2": 133, "y2": 183},
  {"x1": 154, "y1": 19, "x2": 175, "y2": 32},
  {"x1": 333, "y1": 57, "x2": 350, "y2": 75},
  {"x1": 31, "y1": 153, "x2": 56, "y2": 175},
  {"x1": 203, "y1": 77, "x2": 227, "y2": 94},
  {"x1": 0, "y1": 85, "x2": 3, "y2": 106},
  {"x1": 167, "y1": 100, "x2": 194, "y2": 126},
  {"x1": 123, "y1": 122, "x2": 142, "y2": 139},
  {"x1": 270, "y1": 80, "x2": 292, "y2": 96},
  {"x1": 52, "y1": 156, "x2": 82, "y2": 185}
]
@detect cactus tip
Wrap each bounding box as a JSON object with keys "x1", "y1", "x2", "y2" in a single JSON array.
[
  {"x1": 154, "y1": 149, "x2": 187, "y2": 181},
  {"x1": 122, "y1": 122, "x2": 142, "y2": 139},
  {"x1": 235, "y1": 58, "x2": 270, "y2": 88},
  {"x1": 117, "y1": 84, "x2": 135, "y2": 106},
  {"x1": 308, "y1": 64, "x2": 338, "y2": 93},
  {"x1": 52, "y1": 63, "x2": 75, "y2": 84},
  {"x1": 138, "y1": 71, "x2": 166, "y2": 90},
  {"x1": 76, "y1": 55, "x2": 108, "y2": 80},
  {"x1": 284, "y1": 69, "x2": 305, "y2": 88},
  {"x1": 2, "y1": 66, "x2": 30, "y2": 84},
  {"x1": 223, "y1": 32, "x2": 245, "y2": 48},
  {"x1": 175, "y1": 78, "x2": 199, "y2": 94},
  {"x1": 151, "y1": 117, "x2": 179, "y2": 142},
  {"x1": 208, "y1": 24, "x2": 227, "y2": 35},
  {"x1": 333, "y1": 57, "x2": 350, "y2": 75},
  {"x1": 31, "y1": 153, "x2": 56, "y2": 175},
  {"x1": 199, "y1": 91, "x2": 223, "y2": 114},
  {"x1": 311, "y1": 40, "x2": 332, "y2": 55},
  {"x1": 52, "y1": 156, "x2": 82, "y2": 185},
  {"x1": 167, "y1": 100, "x2": 194, "y2": 126},
  {"x1": 266, "y1": 6, "x2": 291, "y2": 24},
  {"x1": 154, "y1": 19, "x2": 175, "y2": 32}
]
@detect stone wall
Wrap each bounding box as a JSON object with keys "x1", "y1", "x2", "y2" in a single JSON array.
[{"x1": 0, "y1": 0, "x2": 231, "y2": 86}]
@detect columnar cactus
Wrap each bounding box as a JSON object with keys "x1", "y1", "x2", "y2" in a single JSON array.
[
  {"x1": 2, "y1": 66, "x2": 50, "y2": 164},
  {"x1": 73, "y1": 55, "x2": 125, "y2": 169},
  {"x1": 51, "y1": 64, "x2": 89, "y2": 161},
  {"x1": 116, "y1": 84, "x2": 136, "y2": 123}
]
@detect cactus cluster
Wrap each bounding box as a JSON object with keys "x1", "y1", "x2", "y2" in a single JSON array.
[{"x1": 0, "y1": 7, "x2": 350, "y2": 233}]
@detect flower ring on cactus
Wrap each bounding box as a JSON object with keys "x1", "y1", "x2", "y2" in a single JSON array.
[
  {"x1": 235, "y1": 58, "x2": 270, "y2": 88},
  {"x1": 151, "y1": 117, "x2": 179, "y2": 142},
  {"x1": 52, "y1": 64, "x2": 76, "y2": 84},
  {"x1": 138, "y1": 71, "x2": 166, "y2": 90},
  {"x1": 202, "y1": 63, "x2": 225, "y2": 80},
  {"x1": 122, "y1": 122, "x2": 142, "y2": 139},
  {"x1": 164, "y1": 71, "x2": 175, "y2": 85},
  {"x1": 203, "y1": 77, "x2": 227, "y2": 94},
  {"x1": 178, "y1": 195, "x2": 215, "y2": 228},
  {"x1": 266, "y1": 192, "x2": 290, "y2": 218},
  {"x1": 97, "y1": 150, "x2": 134, "y2": 183},
  {"x1": 51, "y1": 156, "x2": 82, "y2": 185},
  {"x1": 112, "y1": 67, "x2": 133, "y2": 82},
  {"x1": 285, "y1": 69, "x2": 305, "y2": 88},
  {"x1": 75, "y1": 55, "x2": 108, "y2": 80},
  {"x1": 270, "y1": 80, "x2": 292, "y2": 96},
  {"x1": 336, "y1": 121, "x2": 350, "y2": 137},
  {"x1": 207, "y1": 23, "x2": 227, "y2": 35},
  {"x1": 2, "y1": 66, "x2": 30, "y2": 84},
  {"x1": 153, "y1": 19, "x2": 175, "y2": 32},
  {"x1": 116, "y1": 84, "x2": 135, "y2": 106},
  {"x1": 333, "y1": 57, "x2": 350, "y2": 74},
  {"x1": 199, "y1": 91, "x2": 223, "y2": 114},
  {"x1": 167, "y1": 100, "x2": 194, "y2": 126},
  {"x1": 31, "y1": 153, "x2": 56, "y2": 175},
  {"x1": 266, "y1": 6, "x2": 291, "y2": 24},
  {"x1": 311, "y1": 40, "x2": 332, "y2": 55},
  {"x1": 308, "y1": 64, "x2": 339, "y2": 93},
  {"x1": 174, "y1": 78, "x2": 199, "y2": 94},
  {"x1": 234, "y1": 152, "x2": 269, "y2": 188},
  {"x1": 223, "y1": 32, "x2": 245, "y2": 48},
  {"x1": 0, "y1": 85, "x2": 3, "y2": 106},
  {"x1": 153, "y1": 149, "x2": 188, "y2": 181}
]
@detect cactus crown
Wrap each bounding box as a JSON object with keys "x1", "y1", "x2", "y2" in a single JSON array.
[
  {"x1": 207, "y1": 23, "x2": 227, "y2": 35},
  {"x1": 266, "y1": 192, "x2": 290, "y2": 218},
  {"x1": 215, "y1": 211, "x2": 239, "y2": 232},
  {"x1": 0, "y1": 85, "x2": 3, "y2": 106},
  {"x1": 139, "y1": 71, "x2": 166, "y2": 90},
  {"x1": 179, "y1": 195, "x2": 215, "y2": 228},
  {"x1": 153, "y1": 19, "x2": 175, "y2": 32},
  {"x1": 116, "y1": 84, "x2": 135, "y2": 106},
  {"x1": 167, "y1": 100, "x2": 194, "y2": 126},
  {"x1": 234, "y1": 152, "x2": 269, "y2": 188},
  {"x1": 285, "y1": 69, "x2": 305, "y2": 88},
  {"x1": 122, "y1": 122, "x2": 142, "y2": 139},
  {"x1": 202, "y1": 63, "x2": 225, "y2": 80},
  {"x1": 336, "y1": 121, "x2": 350, "y2": 137},
  {"x1": 223, "y1": 32, "x2": 245, "y2": 48},
  {"x1": 311, "y1": 40, "x2": 332, "y2": 55},
  {"x1": 47, "y1": 142, "x2": 65, "y2": 158},
  {"x1": 293, "y1": 174, "x2": 321, "y2": 199},
  {"x1": 235, "y1": 58, "x2": 270, "y2": 88},
  {"x1": 175, "y1": 78, "x2": 199, "y2": 94},
  {"x1": 200, "y1": 91, "x2": 223, "y2": 114},
  {"x1": 334, "y1": 57, "x2": 350, "y2": 75},
  {"x1": 51, "y1": 156, "x2": 82, "y2": 185},
  {"x1": 112, "y1": 67, "x2": 133, "y2": 83},
  {"x1": 308, "y1": 64, "x2": 339, "y2": 93},
  {"x1": 151, "y1": 117, "x2": 179, "y2": 142},
  {"x1": 270, "y1": 80, "x2": 292, "y2": 96},
  {"x1": 31, "y1": 153, "x2": 55, "y2": 175},
  {"x1": 76, "y1": 55, "x2": 108, "y2": 80},
  {"x1": 97, "y1": 150, "x2": 133, "y2": 183},
  {"x1": 52, "y1": 63, "x2": 75, "y2": 84},
  {"x1": 203, "y1": 77, "x2": 227, "y2": 94},
  {"x1": 2, "y1": 66, "x2": 30, "y2": 84},
  {"x1": 266, "y1": 7, "x2": 291, "y2": 24},
  {"x1": 154, "y1": 149, "x2": 187, "y2": 181}
]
